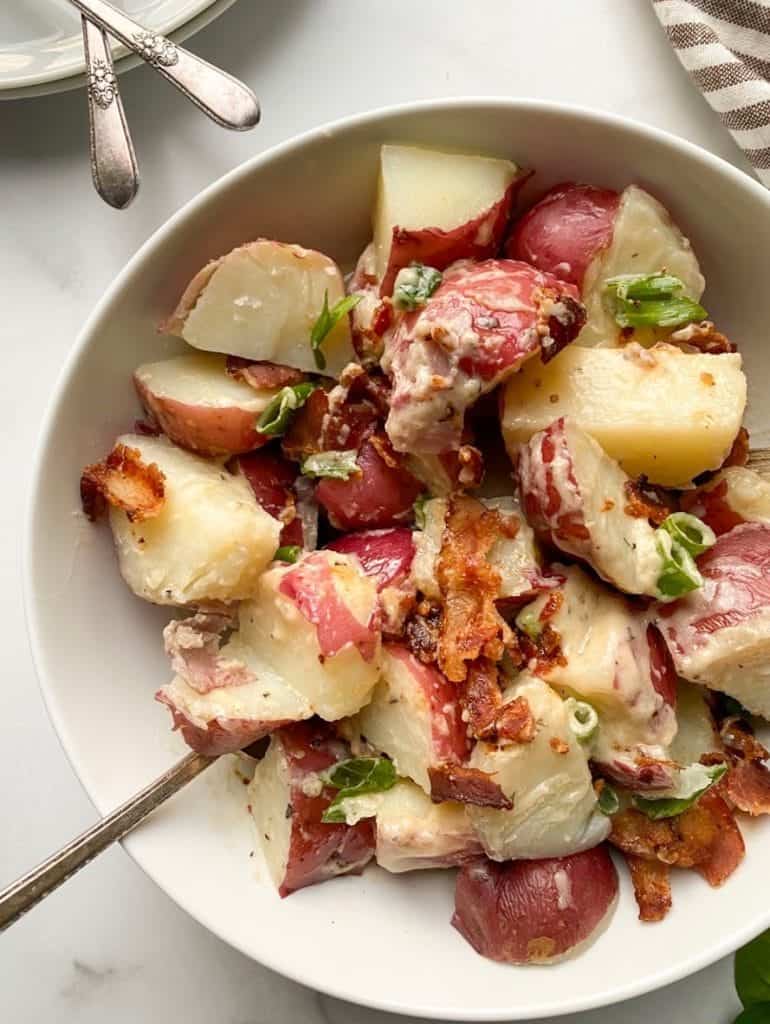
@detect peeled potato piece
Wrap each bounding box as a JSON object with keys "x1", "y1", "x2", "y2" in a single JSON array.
[
  {"x1": 502, "y1": 343, "x2": 746, "y2": 488},
  {"x1": 239, "y1": 550, "x2": 381, "y2": 721},
  {"x1": 107, "y1": 434, "x2": 281, "y2": 605},
  {"x1": 374, "y1": 144, "x2": 522, "y2": 294},
  {"x1": 134, "y1": 352, "x2": 276, "y2": 457},
  {"x1": 452, "y1": 847, "x2": 619, "y2": 964},
  {"x1": 162, "y1": 239, "x2": 356, "y2": 377},
  {"x1": 468, "y1": 675, "x2": 608, "y2": 861}
]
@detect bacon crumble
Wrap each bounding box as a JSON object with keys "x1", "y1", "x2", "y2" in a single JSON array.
[
  {"x1": 81, "y1": 443, "x2": 165, "y2": 522},
  {"x1": 429, "y1": 763, "x2": 513, "y2": 810}
]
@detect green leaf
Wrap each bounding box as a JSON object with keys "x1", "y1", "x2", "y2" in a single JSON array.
[
  {"x1": 605, "y1": 272, "x2": 707, "y2": 329},
  {"x1": 310, "y1": 291, "x2": 361, "y2": 370},
  {"x1": 564, "y1": 697, "x2": 599, "y2": 743},
  {"x1": 321, "y1": 757, "x2": 397, "y2": 823},
  {"x1": 736, "y1": 931, "x2": 770, "y2": 1009},
  {"x1": 393, "y1": 263, "x2": 443, "y2": 311},
  {"x1": 655, "y1": 530, "x2": 704, "y2": 601},
  {"x1": 734, "y1": 1005, "x2": 770, "y2": 1024},
  {"x1": 274, "y1": 545, "x2": 302, "y2": 563},
  {"x1": 300, "y1": 449, "x2": 360, "y2": 480},
  {"x1": 659, "y1": 512, "x2": 716, "y2": 558},
  {"x1": 413, "y1": 493, "x2": 431, "y2": 530},
  {"x1": 633, "y1": 762, "x2": 727, "y2": 820},
  {"x1": 256, "y1": 381, "x2": 317, "y2": 437},
  {"x1": 597, "y1": 783, "x2": 620, "y2": 816}
]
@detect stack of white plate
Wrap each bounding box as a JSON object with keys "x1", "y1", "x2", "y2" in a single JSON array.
[{"x1": 0, "y1": 0, "x2": 237, "y2": 100}]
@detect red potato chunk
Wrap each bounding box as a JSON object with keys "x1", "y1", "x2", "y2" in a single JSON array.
[
  {"x1": 373, "y1": 780, "x2": 482, "y2": 873},
  {"x1": 249, "y1": 722, "x2": 375, "y2": 897},
  {"x1": 383, "y1": 259, "x2": 585, "y2": 455},
  {"x1": 657, "y1": 523, "x2": 770, "y2": 720},
  {"x1": 236, "y1": 448, "x2": 308, "y2": 547},
  {"x1": 524, "y1": 566, "x2": 678, "y2": 788},
  {"x1": 518, "y1": 417, "x2": 665, "y2": 597},
  {"x1": 315, "y1": 439, "x2": 423, "y2": 531},
  {"x1": 239, "y1": 550, "x2": 382, "y2": 721},
  {"x1": 161, "y1": 239, "x2": 356, "y2": 378},
  {"x1": 506, "y1": 182, "x2": 620, "y2": 289},
  {"x1": 100, "y1": 434, "x2": 281, "y2": 606},
  {"x1": 682, "y1": 467, "x2": 770, "y2": 537},
  {"x1": 452, "y1": 847, "x2": 619, "y2": 964},
  {"x1": 134, "y1": 353, "x2": 276, "y2": 457},
  {"x1": 355, "y1": 643, "x2": 469, "y2": 793},
  {"x1": 325, "y1": 528, "x2": 415, "y2": 591},
  {"x1": 373, "y1": 144, "x2": 527, "y2": 295}
]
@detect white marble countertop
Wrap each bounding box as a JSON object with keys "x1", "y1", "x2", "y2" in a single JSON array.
[{"x1": 0, "y1": 1, "x2": 753, "y2": 1020}]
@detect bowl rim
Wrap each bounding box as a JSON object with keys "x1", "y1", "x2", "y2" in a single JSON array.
[{"x1": 23, "y1": 96, "x2": 770, "y2": 1021}]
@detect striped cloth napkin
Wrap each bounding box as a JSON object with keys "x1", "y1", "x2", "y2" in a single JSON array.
[{"x1": 653, "y1": 0, "x2": 770, "y2": 186}]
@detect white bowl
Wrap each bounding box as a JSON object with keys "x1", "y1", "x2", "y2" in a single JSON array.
[{"x1": 25, "y1": 99, "x2": 770, "y2": 1021}]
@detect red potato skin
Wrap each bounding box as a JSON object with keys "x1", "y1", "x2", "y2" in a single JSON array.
[
  {"x1": 325, "y1": 528, "x2": 415, "y2": 591},
  {"x1": 237, "y1": 449, "x2": 304, "y2": 546},
  {"x1": 380, "y1": 171, "x2": 531, "y2": 296},
  {"x1": 279, "y1": 722, "x2": 376, "y2": 897},
  {"x1": 155, "y1": 691, "x2": 296, "y2": 756},
  {"x1": 452, "y1": 848, "x2": 619, "y2": 964},
  {"x1": 387, "y1": 643, "x2": 470, "y2": 764},
  {"x1": 133, "y1": 372, "x2": 269, "y2": 458},
  {"x1": 316, "y1": 440, "x2": 423, "y2": 531},
  {"x1": 506, "y1": 182, "x2": 620, "y2": 289}
]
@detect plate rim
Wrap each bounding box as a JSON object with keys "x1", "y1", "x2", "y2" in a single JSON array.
[
  {"x1": 0, "y1": 0, "x2": 237, "y2": 99},
  {"x1": 23, "y1": 96, "x2": 770, "y2": 1021}
]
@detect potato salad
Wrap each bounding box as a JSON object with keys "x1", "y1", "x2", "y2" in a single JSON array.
[{"x1": 81, "y1": 143, "x2": 770, "y2": 966}]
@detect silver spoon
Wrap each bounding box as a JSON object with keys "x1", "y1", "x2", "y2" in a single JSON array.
[
  {"x1": 68, "y1": 0, "x2": 260, "y2": 131},
  {"x1": 81, "y1": 15, "x2": 139, "y2": 209},
  {"x1": 0, "y1": 751, "x2": 215, "y2": 931}
]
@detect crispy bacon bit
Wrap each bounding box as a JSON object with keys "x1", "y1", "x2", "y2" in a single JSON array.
[
  {"x1": 225, "y1": 357, "x2": 306, "y2": 390},
  {"x1": 518, "y1": 622, "x2": 566, "y2": 673},
  {"x1": 80, "y1": 443, "x2": 165, "y2": 523},
  {"x1": 538, "y1": 590, "x2": 564, "y2": 623},
  {"x1": 719, "y1": 718, "x2": 770, "y2": 816},
  {"x1": 436, "y1": 495, "x2": 512, "y2": 682},
  {"x1": 496, "y1": 696, "x2": 536, "y2": 743},
  {"x1": 723, "y1": 427, "x2": 750, "y2": 469},
  {"x1": 669, "y1": 320, "x2": 736, "y2": 355},
  {"x1": 623, "y1": 477, "x2": 673, "y2": 526},
  {"x1": 282, "y1": 388, "x2": 328, "y2": 459},
  {"x1": 624, "y1": 854, "x2": 672, "y2": 922},
  {"x1": 404, "y1": 602, "x2": 442, "y2": 663},
  {"x1": 459, "y1": 658, "x2": 502, "y2": 738},
  {"x1": 429, "y1": 763, "x2": 513, "y2": 810},
  {"x1": 609, "y1": 792, "x2": 744, "y2": 887},
  {"x1": 550, "y1": 736, "x2": 570, "y2": 755}
]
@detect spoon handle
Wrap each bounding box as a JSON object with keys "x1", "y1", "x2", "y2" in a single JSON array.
[
  {"x1": 68, "y1": 0, "x2": 259, "y2": 131},
  {"x1": 0, "y1": 751, "x2": 215, "y2": 931},
  {"x1": 82, "y1": 16, "x2": 139, "y2": 209}
]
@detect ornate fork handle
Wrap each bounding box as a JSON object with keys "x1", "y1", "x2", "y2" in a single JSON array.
[
  {"x1": 68, "y1": 0, "x2": 259, "y2": 131},
  {"x1": 82, "y1": 16, "x2": 138, "y2": 209}
]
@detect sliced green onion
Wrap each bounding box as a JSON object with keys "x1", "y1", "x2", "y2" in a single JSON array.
[
  {"x1": 274, "y1": 545, "x2": 302, "y2": 563},
  {"x1": 605, "y1": 272, "x2": 707, "y2": 329},
  {"x1": 564, "y1": 697, "x2": 599, "y2": 743},
  {"x1": 597, "y1": 783, "x2": 620, "y2": 816},
  {"x1": 633, "y1": 762, "x2": 727, "y2": 820},
  {"x1": 300, "y1": 449, "x2": 360, "y2": 480},
  {"x1": 310, "y1": 291, "x2": 361, "y2": 371},
  {"x1": 413, "y1": 492, "x2": 431, "y2": 530},
  {"x1": 515, "y1": 604, "x2": 542, "y2": 640},
  {"x1": 659, "y1": 512, "x2": 716, "y2": 558},
  {"x1": 321, "y1": 756, "x2": 397, "y2": 823},
  {"x1": 655, "y1": 530, "x2": 704, "y2": 601},
  {"x1": 393, "y1": 263, "x2": 443, "y2": 311},
  {"x1": 257, "y1": 381, "x2": 317, "y2": 437}
]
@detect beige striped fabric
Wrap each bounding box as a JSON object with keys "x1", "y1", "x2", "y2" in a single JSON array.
[{"x1": 653, "y1": 0, "x2": 770, "y2": 186}]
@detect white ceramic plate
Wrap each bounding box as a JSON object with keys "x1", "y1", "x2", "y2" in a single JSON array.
[
  {"x1": 0, "y1": 0, "x2": 235, "y2": 98},
  {"x1": 25, "y1": 99, "x2": 770, "y2": 1021}
]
